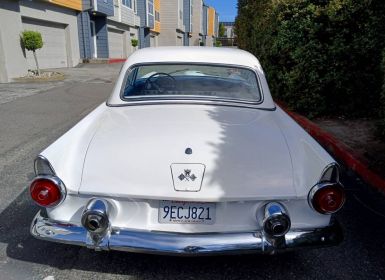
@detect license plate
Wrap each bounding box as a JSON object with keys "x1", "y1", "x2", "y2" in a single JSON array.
[{"x1": 158, "y1": 201, "x2": 216, "y2": 224}]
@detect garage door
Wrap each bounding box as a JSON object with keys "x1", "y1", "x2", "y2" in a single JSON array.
[
  {"x1": 177, "y1": 35, "x2": 183, "y2": 46},
  {"x1": 108, "y1": 28, "x2": 124, "y2": 58},
  {"x1": 22, "y1": 18, "x2": 68, "y2": 69}
]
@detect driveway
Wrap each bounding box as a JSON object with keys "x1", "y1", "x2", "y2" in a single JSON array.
[{"x1": 0, "y1": 64, "x2": 384, "y2": 280}]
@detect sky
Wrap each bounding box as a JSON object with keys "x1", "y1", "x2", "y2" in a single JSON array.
[{"x1": 204, "y1": 0, "x2": 237, "y2": 22}]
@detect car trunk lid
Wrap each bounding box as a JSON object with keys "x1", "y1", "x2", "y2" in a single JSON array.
[{"x1": 79, "y1": 105, "x2": 296, "y2": 201}]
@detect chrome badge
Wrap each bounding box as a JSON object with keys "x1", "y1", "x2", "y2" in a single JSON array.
[{"x1": 171, "y1": 164, "x2": 205, "y2": 192}]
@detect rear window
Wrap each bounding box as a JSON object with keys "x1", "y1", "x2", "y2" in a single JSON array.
[{"x1": 121, "y1": 64, "x2": 262, "y2": 103}]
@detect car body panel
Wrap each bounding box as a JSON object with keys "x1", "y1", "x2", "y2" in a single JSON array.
[
  {"x1": 79, "y1": 105, "x2": 296, "y2": 201},
  {"x1": 31, "y1": 47, "x2": 342, "y2": 254}
]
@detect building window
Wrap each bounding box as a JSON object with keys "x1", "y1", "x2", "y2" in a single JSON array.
[
  {"x1": 155, "y1": 11, "x2": 160, "y2": 21},
  {"x1": 148, "y1": 2, "x2": 154, "y2": 15},
  {"x1": 179, "y1": 10, "x2": 183, "y2": 20},
  {"x1": 122, "y1": 0, "x2": 132, "y2": 8}
]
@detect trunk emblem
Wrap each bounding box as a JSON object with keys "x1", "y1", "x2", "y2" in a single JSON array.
[
  {"x1": 178, "y1": 170, "x2": 197, "y2": 181},
  {"x1": 171, "y1": 164, "x2": 205, "y2": 192}
]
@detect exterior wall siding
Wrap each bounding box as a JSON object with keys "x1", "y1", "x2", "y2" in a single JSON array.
[
  {"x1": 121, "y1": 4, "x2": 136, "y2": 26},
  {"x1": 20, "y1": 0, "x2": 81, "y2": 65},
  {"x1": 0, "y1": 0, "x2": 28, "y2": 82},
  {"x1": 215, "y1": 13, "x2": 219, "y2": 37},
  {"x1": 137, "y1": 0, "x2": 147, "y2": 27},
  {"x1": 0, "y1": 0, "x2": 82, "y2": 82},
  {"x1": 96, "y1": 0, "x2": 114, "y2": 16},
  {"x1": 207, "y1": 7, "x2": 215, "y2": 37},
  {"x1": 94, "y1": 16, "x2": 109, "y2": 58},
  {"x1": 190, "y1": 0, "x2": 202, "y2": 46},
  {"x1": 50, "y1": 0, "x2": 82, "y2": 11},
  {"x1": 151, "y1": 0, "x2": 160, "y2": 33},
  {"x1": 77, "y1": 12, "x2": 92, "y2": 58},
  {"x1": 183, "y1": 0, "x2": 190, "y2": 32},
  {"x1": 202, "y1": 5, "x2": 208, "y2": 36},
  {"x1": 158, "y1": 0, "x2": 184, "y2": 46}
]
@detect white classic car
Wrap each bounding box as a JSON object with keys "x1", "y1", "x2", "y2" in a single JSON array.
[{"x1": 30, "y1": 47, "x2": 345, "y2": 255}]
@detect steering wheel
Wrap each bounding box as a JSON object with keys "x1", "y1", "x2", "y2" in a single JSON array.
[{"x1": 143, "y1": 72, "x2": 176, "y2": 93}]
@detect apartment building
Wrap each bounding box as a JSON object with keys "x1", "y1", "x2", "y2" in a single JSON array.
[
  {"x1": 0, "y1": 0, "x2": 82, "y2": 82},
  {"x1": 137, "y1": 0, "x2": 161, "y2": 48},
  {"x1": 107, "y1": 0, "x2": 140, "y2": 58},
  {"x1": 190, "y1": 0, "x2": 203, "y2": 46},
  {"x1": 77, "y1": 0, "x2": 114, "y2": 59},
  {"x1": 0, "y1": 0, "x2": 219, "y2": 82},
  {"x1": 206, "y1": 6, "x2": 216, "y2": 46},
  {"x1": 221, "y1": 22, "x2": 235, "y2": 38},
  {"x1": 158, "y1": 0, "x2": 185, "y2": 46}
]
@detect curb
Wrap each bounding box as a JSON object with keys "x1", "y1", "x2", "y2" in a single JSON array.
[
  {"x1": 278, "y1": 103, "x2": 385, "y2": 192},
  {"x1": 108, "y1": 58, "x2": 127, "y2": 64}
]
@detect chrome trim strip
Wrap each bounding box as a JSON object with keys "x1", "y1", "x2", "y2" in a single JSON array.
[
  {"x1": 113, "y1": 62, "x2": 266, "y2": 108},
  {"x1": 31, "y1": 211, "x2": 343, "y2": 255},
  {"x1": 107, "y1": 100, "x2": 277, "y2": 111}
]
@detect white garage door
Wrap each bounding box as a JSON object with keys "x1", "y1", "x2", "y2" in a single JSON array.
[
  {"x1": 177, "y1": 35, "x2": 183, "y2": 46},
  {"x1": 22, "y1": 18, "x2": 68, "y2": 69},
  {"x1": 108, "y1": 28, "x2": 125, "y2": 58}
]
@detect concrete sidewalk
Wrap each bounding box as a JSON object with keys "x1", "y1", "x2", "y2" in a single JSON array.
[{"x1": 0, "y1": 63, "x2": 122, "y2": 105}]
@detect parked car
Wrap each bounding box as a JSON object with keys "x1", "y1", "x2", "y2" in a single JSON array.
[{"x1": 29, "y1": 47, "x2": 345, "y2": 255}]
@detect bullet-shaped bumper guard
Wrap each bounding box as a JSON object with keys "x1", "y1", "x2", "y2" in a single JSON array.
[{"x1": 31, "y1": 211, "x2": 343, "y2": 255}]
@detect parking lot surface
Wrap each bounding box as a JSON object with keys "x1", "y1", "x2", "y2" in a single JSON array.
[{"x1": 0, "y1": 64, "x2": 384, "y2": 280}]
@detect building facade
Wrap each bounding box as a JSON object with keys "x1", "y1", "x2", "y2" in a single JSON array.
[
  {"x1": 190, "y1": 0, "x2": 203, "y2": 46},
  {"x1": 137, "y1": 0, "x2": 160, "y2": 48},
  {"x1": 107, "y1": 0, "x2": 140, "y2": 58},
  {"x1": 0, "y1": 0, "x2": 82, "y2": 82},
  {"x1": 0, "y1": 0, "x2": 220, "y2": 82},
  {"x1": 77, "y1": 0, "x2": 114, "y2": 60},
  {"x1": 158, "y1": 0, "x2": 185, "y2": 46}
]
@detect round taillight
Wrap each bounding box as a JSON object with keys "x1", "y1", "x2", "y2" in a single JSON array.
[
  {"x1": 30, "y1": 177, "x2": 63, "y2": 207},
  {"x1": 309, "y1": 183, "x2": 345, "y2": 214}
]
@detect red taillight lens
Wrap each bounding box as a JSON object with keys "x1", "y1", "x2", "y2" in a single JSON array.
[
  {"x1": 30, "y1": 178, "x2": 62, "y2": 207},
  {"x1": 310, "y1": 183, "x2": 345, "y2": 214}
]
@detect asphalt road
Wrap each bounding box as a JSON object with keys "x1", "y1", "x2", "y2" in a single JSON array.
[{"x1": 0, "y1": 64, "x2": 384, "y2": 280}]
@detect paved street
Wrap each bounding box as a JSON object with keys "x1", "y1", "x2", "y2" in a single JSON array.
[{"x1": 0, "y1": 64, "x2": 384, "y2": 280}]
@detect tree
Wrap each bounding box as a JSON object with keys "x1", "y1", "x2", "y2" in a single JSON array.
[
  {"x1": 236, "y1": 0, "x2": 385, "y2": 118},
  {"x1": 219, "y1": 23, "x2": 226, "y2": 37},
  {"x1": 21, "y1": 30, "x2": 43, "y2": 76}
]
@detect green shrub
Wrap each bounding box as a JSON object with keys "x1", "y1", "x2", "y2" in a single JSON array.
[
  {"x1": 236, "y1": 0, "x2": 385, "y2": 118},
  {"x1": 21, "y1": 30, "x2": 43, "y2": 75},
  {"x1": 200, "y1": 42, "x2": 205, "y2": 46},
  {"x1": 131, "y1": 39, "x2": 138, "y2": 48},
  {"x1": 215, "y1": 40, "x2": 222, "y2": 47}
]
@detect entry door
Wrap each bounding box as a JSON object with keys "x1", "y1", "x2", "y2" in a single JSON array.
[{"x1": 90, "y1": 21, "x2": 97, "y2": 58}]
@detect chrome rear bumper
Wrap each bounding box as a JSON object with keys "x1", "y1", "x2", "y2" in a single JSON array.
[{"x1": 31, "y1": 211, "x2": 343, "y2": 255}]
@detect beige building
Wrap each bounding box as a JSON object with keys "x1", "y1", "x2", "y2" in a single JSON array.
[
  {"x1": 190, "y1": 0, "x2": 203, "y2": 46},
  {"x1": 158, "y1": 0, "x2": 185, "y2": 46}
]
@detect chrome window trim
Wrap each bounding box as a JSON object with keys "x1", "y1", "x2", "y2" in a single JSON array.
[
  {"x1": 115, "y1": 62, "x2": 265, "y2": 107},
  {"x1": 30, "y1": 175, "x2": 67, "y2": 208}
]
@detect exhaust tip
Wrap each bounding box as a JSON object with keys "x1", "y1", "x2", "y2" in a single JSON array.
[
  {"x1": 263, "y1": 202, "x2": 291, "y2": 237},
  {"x1": 81, "y1": 199, "x2": 109, "y2": 234}
]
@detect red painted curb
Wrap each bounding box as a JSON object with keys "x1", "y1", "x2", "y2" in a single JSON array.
[
  {"x1": 278, "y1": 103, "x2": 385, "y2": 192},
  {"x1": 108, "y1": 58, "x2": 127, "y2": 64}
]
